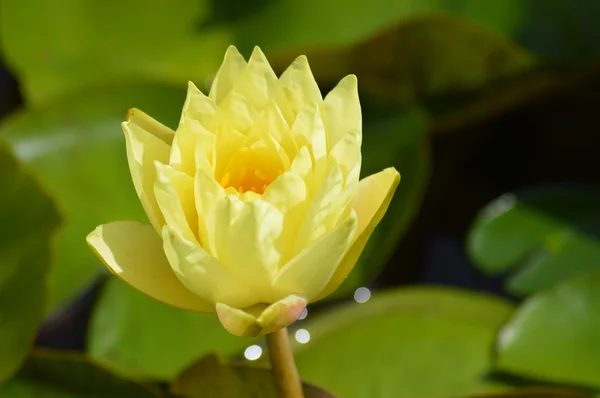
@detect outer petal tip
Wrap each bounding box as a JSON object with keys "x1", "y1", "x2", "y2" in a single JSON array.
[{"x1": 216, "y1": 295, "x2": 308, "y2": 337}]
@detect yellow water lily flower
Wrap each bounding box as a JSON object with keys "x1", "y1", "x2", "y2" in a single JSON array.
[{"x1": 87, "y1": 46, "x2": 399, "y2": 337}]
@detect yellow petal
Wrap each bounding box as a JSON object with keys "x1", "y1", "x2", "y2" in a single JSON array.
[
  {"x1": 291, "y1": 102, "x2": 327, "y2": 163},
  {"x1": 248, "y1": 100, "x2": 297, "y2": 160},
  {"x1": 323, "y1": 74, "x2": 361, "y2": 148},
  {"x1": 87, "y1": 221, "x2": 212, "y2": 312},
  {"x1": 154, "y1": 162, "x2": 198, "y2": 243},
  {"x1": 329, "y1": 129, "x2": 362, "y2": 177},
  {"x1": 126, "y1": 108, "x2": 174, "y2": 145},
  {"x1": 316, "y1": 167, "x2": 400, "y2": 300},
  {"x1": 279, "y1": 55, "x2": 322, "y2": 116},
  {"x1": 230, "y1": 46, "x2": 294, "y2": 123},
  {"x1": 213, "y1": 127, "x2": 246, "y2": 180},
  {"x1": 171, "y1": 118, "x2": 215, "y2": 176},
  {"x1": 290, "y1": 146, "x2": 313, "y2": 180},
  {"x1": 180, "y1": 81, "x2": 216, "y2": 127},
  {"x1": 207, "y1": 196, "x2": 283, "y2": 301},
  {"x1": 293, "y1": 165, "x2": 344, "y2": 253},
  {"x1": 194, "y1": 168, "x2": 226, "y2": 250},
  {"x1": 162, "y1": 226, "x2": 260, "y2": 308},
  {"x1": 215, "y1": 295, "x2": 307, "y2": 337},
  {"x1": 122, "y1": 119, "x2": 170, "y2": 232},
  {"x1": 273, "y1": 212, "x2": 357, "y2": 301},
  {"x1": 209, "y1": 45, "x2": 247, "y2": 105},
  {"x1": 211, "y1": 91, "x2": 258, "y2": 134}
]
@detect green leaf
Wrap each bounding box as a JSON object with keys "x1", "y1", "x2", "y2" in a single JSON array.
[
  {"x1": 88, "y1": 278, "x2": 251, "y2": 380},
  {"x1": 467, "y1": 187, "x2": 600, "y2": 296},
  {"x1": 0, "y1": 143, "x2": 60, "y2": 382},
  {"x1": 0, "y1": 84, "x2": 186, "y2": 311},
  {"x1": 332, "y1": 106, "x2": 431, "y2": 297},
  {"x1": 0, "y1": 0, "x2": 230, "y2": 105},
  {"x1": 496, "y1": 267, "x2": 600, "y2": 389},
  {"x1": 462, "y1": 387, "x2": 595, "y2": 397},
  {"x1": 170, "y1": 354, "x2": 334, "y2": 398},
  {"x1": 293, "y1": 288, "x2": 514, "y2": 398},
  {"x1": 0, "y1": 349, "x2": 161, "y2": 398}
]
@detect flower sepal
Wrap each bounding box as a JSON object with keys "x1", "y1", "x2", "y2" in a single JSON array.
[{"x1": 216, "y1": 295, "x2": 307, "y2": 337}]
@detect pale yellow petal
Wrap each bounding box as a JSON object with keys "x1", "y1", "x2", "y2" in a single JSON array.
[
  {"x1": 171, "y1": 118, "x2": 215, "y2": 176},
  {"x1": 293, "y1": 165, "x2": 344, "y2": 253},
  {"x1": 87, "y1": 221, "x2": 212, "y2": 312},
  {"x1": 248, "y1": 100, "x2": 297, "y2": 160},
  {"x1": 162, "y1": 226, "x2": 260, "y2": 308},
  {"x1": 207, "y1": 196, "x2": 283, "y2": 301},
  {"x1": 213, "y1": 128, "x2": 246, "y2": 180},
  {"x1": 273, "y1": 212, "x2": 357, "y2": 301},
  {"x1": 211, "y1": 91, "x2": 258, "y2": 134},
  {"x1": 194, "y1": 168, "x2": 226, "y2": 250},
  {"x1": 329, "y1": 129, "x2": 362, "y2": 177},
  {"x1": 317, "y1": 168, "x2": 400, "y2": 300},
  {"x1": 181, "y1": 81, "x2": 216, "y2": 127},
  {"x1": 122, "y1": 120, "x2": 169, "y2": 232},
  {"x1": 154, "y1": 162, "x2": 198, "y2": 243},
  {"x1": 291, "y1": 102, "x2": 327, "y2": 163},
  {"x1": 126, "y1": 108, "x2": 174, "y2": 145},
  {"x1": 279, "y1": 55, "x2": 322, "y2": 116},
  {"x1": 209, "y1": 45, "x2": 247, "y2": 105},
  {"x1": 230, "y1": 46, "x2": 294, "y2": 123},
  {"x1": 290, "y1": 146, "x2": 313, "y2": 180},
  {"x1": 322, "y1": 74, "x2": 361, "y2": 148}
]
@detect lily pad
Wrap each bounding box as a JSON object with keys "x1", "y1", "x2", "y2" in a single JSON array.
[
  {"x1": 0, "y1": 349, "x2": 161, "y2": 397},
  {"x1": 88, "y1": 278, "x2": 251, "y2": 380},
  {"x1": 467, "y1": 187, "x2": 600, "y2": 295},
  {"x1": 0, "y1": 84, "x2": 186, "y2": 311},
  {"x1": 0, "y1": 143, "x2": 60, "y2": 382},
  {"x1": 293, "y1": 287, "x2": 514, "y2": 398},
  {"x1": 496, "y1": 267, "x2": 600, "y2": 389}
]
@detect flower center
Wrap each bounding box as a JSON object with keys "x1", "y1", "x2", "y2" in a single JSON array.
[{"x1": 219, "y1": 147, "x2": 282, "y2": 194}]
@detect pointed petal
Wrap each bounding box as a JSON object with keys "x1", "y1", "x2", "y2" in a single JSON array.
[
  {"x1": 154, "y1": 162, "x2": 198, "y2": 243},
  {"x1": 317, "y1": 168, "x2": 400, "y2": 300},
  {"x1": 290, "y1": 146, "x2": 313, "y2": 180},
  {"x1": 216, "y1": 295, "x2": 307, "y2": 337},
  {"x1": 87, "y1": 221, "x2": 212, "y2": 312},
  {"x1": 323, "y1": 74, "x2": 361, "y2": 148},
  {"x1": 273, "y1": 212, "x2": 357, "y2": 301},
  {"x1": 122, "y1": 120, "x2": 170, "y2": 232},
  {"x1": 162, "y1": 226, "x2": 260, "y2": 308},
  {"x1": 126, "y1": 108, "x2": 174, "y2": 144},
  {"x1": 171, "y1": 118, "x2": 215, "y2": 176},
  {"x1": 291, "y1": 102, "x2": 327, "y2": 163},
  {"x1": 209, "y1": 45, "x2": 247, "y2": 105},
  {"x1": 194, "y1": 168, "x2": 226, "y2": 250},
  {"x1": 279, "y1": 55, "x2": 322, "y2": 115},
  {"x1": 181, "y1": 81, "x2": 216, "y2": 127},
  {"x1": 207, "y1": 196, "x2": 283, "y2": 299},
  {"x1": 230, "y1": 46, "x2": 294, "y2": 122}
]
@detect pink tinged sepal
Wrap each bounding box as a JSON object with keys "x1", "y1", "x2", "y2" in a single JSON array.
[{"x1": 216, "y1": 295, "x2": 307, "y2": 337}]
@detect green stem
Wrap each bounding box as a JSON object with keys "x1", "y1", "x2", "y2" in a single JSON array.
[{"x1": 266, "y1": 327, "x2": 304, "y2": 398}]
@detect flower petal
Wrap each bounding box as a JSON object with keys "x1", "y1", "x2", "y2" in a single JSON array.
[
  {"x1": 154, "y1": 162, "x2": 198, "y2": 243},
  {"x1": 291, "y1": 102, "x2": 327, "y2": 163},
  {"x1": 181, "y1": 81, "x2": 216, "y2": 127},
  {"x1": 279, "y1": 55, "x2": 322, "y2": 116},
  {"x1": 209, "y1": 45, "x2": 247, "y2": 105},
  {"x1": 87, "y1": 221, "x2": 212, "y2": 312},
  {"x1": 171, "y1": 118, "x2": 215, "y2": 176},
  {"x1": 316, "y1": 167, "x2": 400, "y2": 300},
  {"x1": 323, "y1": 74, "x2": 361, "y2": 148},
  {"x1": 215, "y1": 295, "x2": 307, "y2": 337},
  {"x1": 126, "y1": 108, "x2": 174, "y2": 145},
  {"x1": 162, "y1": 226, "x2": 260, "y2": 308},
  {"x1": 273, "y1": 211, "x2": 357, "y2": 301},
  {"x1": 122, "y1": 119, "x2": 170, "y2": 232},
  {"x1": 195, "y1": 168, "x2": 226, "y2": 250},
  {"x1": 207, "y1": 196, "x2": 283, "y2": 301}
]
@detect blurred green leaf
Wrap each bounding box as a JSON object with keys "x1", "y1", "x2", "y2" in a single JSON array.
[
  {"x1": 0, "y1": 349, "x2": 161, "y2": 398},
  {"x1": 171, "y1": 354, "x2": 334, "y2": 398},
  {"x1": 462, "y1": 387, "x2": 595, "y2": 397},
  {"x1": 0, "y1": 143, "x2": 60, "y2": 382},
  {"x1": 0, "y1": 84, "x2": 186, "y2": 310},
  {"x1": 467, "y1": 187, "x2": 600, "y2": 296},
  {"x1": 496, "y1": 267, "x2": 600, "y2": 389},
  {"x1": 293, "y1": 288, "x2": 514, "y2": 398},
  {"x1": 332, "y1": 106, "x2": 431, "y2": 297},
  {"x1": 88, "y1": 278, "x2": 251, "y2": 380},
  {"x1": 0, "y1": 0, "x2": 230, "y2": 105}
]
